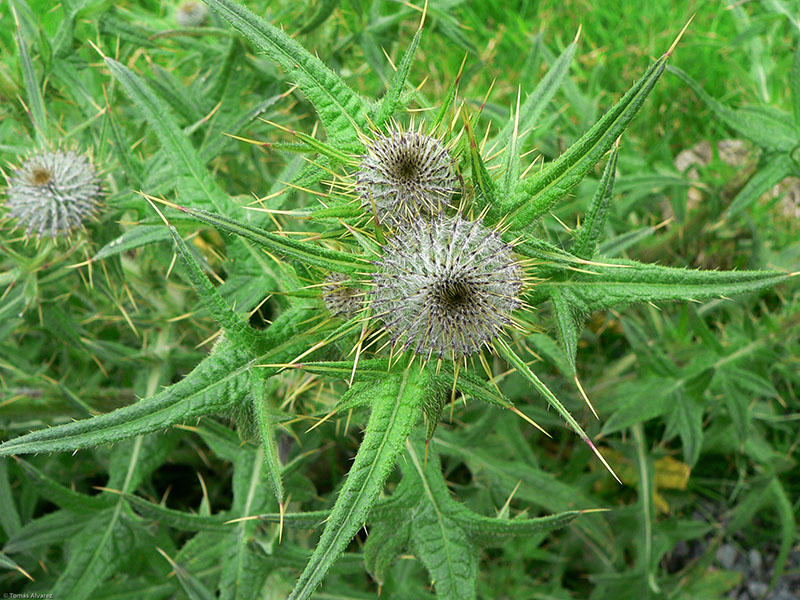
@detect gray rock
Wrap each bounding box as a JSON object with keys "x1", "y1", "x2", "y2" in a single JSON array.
[
  {"x1": 747, "y1": 581, "x2": 768, "y2": 598},
  {"x1": 717, "y1": 544, "x2": 738, "y2": 570},
  {"x1": 748, "y1": 549, "x2": 763, "y2": 573}
]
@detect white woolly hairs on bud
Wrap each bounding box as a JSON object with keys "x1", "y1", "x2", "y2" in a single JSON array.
[
  {"x1": 356, "y1": 127, "x2": 458, "y2": 227},
  {"x1": 4, "y1": 150, "x2": 102, "y2": 238},
  {"x1": 371, "y1": 213, "x2": 523, "y2": 360}
]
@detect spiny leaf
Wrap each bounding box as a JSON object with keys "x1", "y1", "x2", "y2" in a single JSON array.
[
  {"x1": 535, "y1": 260, "x2": 792, "y2": 313},
  {"x1": 15, "y1": 458, "x2": 114, "y2": 512},
  {"x1": 0, "y1": 308, "x2": 314, "y2": 455},
  {"x1": 105, "y1": 57, "x2": 233, "y2": 214},
  {"x1": 221, "y1": 445, "x2": 273, "y2": 600},
  {"x1": 495, "y1": 338, "x2": 620, "y2": 482},
  {"x1": 406, "y1": 440, "x2": 477, "y2": 600},
  {"x1": 4, "y1": 510, "x2": 92, "y2": 554},
  {"x1": 571, "y1": 144, "x2": 618, "y2": 259},
  {"x1": 288, "y1": 368, "x2": 428, "y2": 600},
  {"x1": 172, "y1": 204, "x2": 368, "y2": 274},
  {"x1": 549, "y1": 287, "x2": 581, "y2": 376},
  {"x1": 93, "y1": 225, "x2": 172, "y2": 261},
  {"x1": 505, "y1": 51, "x2": 669, "y2": 228},
  {"x1": 793, "y1": 44, "x2": 800, "y2": 129},
  {"x1": 169, "y1": 226, "x2": 261, "y2": 350},
  {"x1": 203, "y1": 0, "x2": 368, "y2": 144},
  {"x1": 252, "y1": 374, "x2": 284, "y2": 505},
  {"x1": 494, "y1": 34, "x2": 577, "y2": 155},
  {"x1": 373, "y1": 27, "x2": 423, "y2": 128},
  {"x1": 51, "y1": 512, "x2": 136, "y2": 600},
  {"x1": 669, "y1": 65, "x2": 798, "y2": 152},
  {"x1": 124, "y1": 494, "x2": 230, "y2": 531},
  {"x1": 364, "y1": 520, "x2": 411, "y2": 586},
  {"x1": 52, "y1": 435, "x2": 147, "y2": 600}
]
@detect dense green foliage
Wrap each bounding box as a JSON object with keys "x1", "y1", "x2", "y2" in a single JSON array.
[{"x1": 1, "y1": 1, "x2": 798, "y2": 599}]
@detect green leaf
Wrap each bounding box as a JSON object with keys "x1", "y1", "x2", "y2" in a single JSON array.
[
  {"x1": 450, "y1": 505, "x2": 579, "y2": 545},
  {"x1": 725, "y1": 153, "x2": 795, "y2": 219},
  {"x1": 571, "y1": 144, "x2": 618, "y2": 259},
  {"x1": 3, "y1": 509, "x2": 91, "y2": 554},
  {"x1": 288, "y1": 368, "x2": 428, "y2": 600},
  {"x1": 495, "y1": 338, "x2": 618, "y2": 481},
  {"x1": 505, "y1": 52, "x2": 669, "y2": 228},
  {"x1": 220, "y1": 445, "x2": 273, "y2": 600},
  {"x1": 163, "y1": 549, "x2": 218, "y2": 600},
  {"x1": 669, "y1": 65, "x2": 798, "y2": 152},
  {"x1": 666, "y1": 393, "x2": 703, "y2": 466},
  {"x1": 252, "y1": 374, "x2": 284, "y2": 505},
  {"x1": 169, "y1": 226, "x2": 261, "y2": 350},
  {"x1": 0, "y1": 308, "x2": 314, "y2": 455},
  {"x1": 105, "y1": 57, "x2": 233, "y2": 214},
  {"x1": 406, "y1": 440, "x2": 476, "y2": 599},
  {"x1": 124, "y1": 494, "x2": 230, "y2": 531},
  {"x1": 373, "y1": 27, "x2": 422, "y2": 128},
  {"x1": 297, "y1": 0, "x2": 341, "y2": 34},
  {"x1": 11, "y1": 2, "x2": 48, "y2": 144},
  {"x1": 16, "y1": 458, "x2": 114, "y2": 512},
  {"x1": 0, "y1": 459, "x2": 21, "y2": 538},
  {"x1": 203, "y1": 0, "x2": 368, "y2": 144},
  {"x1": 602, "y1": 380, "x2": 683, "y2": 435},
  {"x1": 51, "y1": 438, "x2": 143, "y2": 600},
  {"x1": 793, "y1": 44, "x2": 800, "y2": 130},
  {"x1": 536, "y1": 259, "x2": 792, "y2": 313},
  {"x1": 173, "y1": 205, "x2": 368, "y2": 274},
  {"x1": 549, "y1": 287, "x2": 581, "y2": 375},
  {"x1": 494, "y1": 36, "x2": 577, "y2": 152},
  {"x1": 93, "y1": 226, "x2": 172, "y2": 261},
  {"x1": 364, "y1": 520, "x2": 411, "y2": 586}
]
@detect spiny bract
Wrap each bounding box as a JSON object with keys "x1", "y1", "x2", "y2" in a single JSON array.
[
  {"x1": 322, "y1": 272, "x2": 362, "y2": 318},
  {"x1": 175, "y1": 1, "x2": 208, "y2": 27},
  {"x1": 3, "y1": 150, "x2": 101, "y2": 238},
  {"x1": 356, "y1": 126, "x2": 458, "y2": 227},
  {"x1": 371, "y1": 213, "x2": 523, "y2": 360}
]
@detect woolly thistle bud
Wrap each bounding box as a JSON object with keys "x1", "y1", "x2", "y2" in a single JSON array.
[
  {"x1": 356, "y1": 127, "x2": 458, "y2": 227},
  {"x1": 4, "y1": 150, "x2": 101, "y2": 238},
  {"x1": 175, "y1": 1, "x2": 208, "y2": 27},
  {"x1": 371, "y1": 214, "x2": 523, "y2": 360},
  {"x1": 323, "y1": 272, "x2": 362, "y2": 318}
]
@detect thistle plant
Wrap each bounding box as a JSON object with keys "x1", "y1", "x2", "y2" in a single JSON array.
[
  {"x1": 372, "y1": 212, "x2": 523, "y2": 360},
  {"x1": 1, "y1": 1, "x2": 797, "y2": 600},
  {"x1": 3, "y1": 149, "x2": 101, "y2": 238},
  {"x1": 356, "y1": 124, "x2": 459, "y2": 226}
]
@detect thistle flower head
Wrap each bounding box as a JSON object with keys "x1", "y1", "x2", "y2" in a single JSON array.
[
  {"x1": 356, "y1": 126, "x2": 458, "y2": 227},
  {"x1": 175, "y1": 1, "x2": 208, "y2": 27},
  {"x1": 3, "y1": 150, "x2": 101, "y2": 238},
  {"x1": 371, "y1": 214, "x2": 523, "y2": 360},
  {"x1": 323, "y1": 272, "x2": 362, "y2": 318}
]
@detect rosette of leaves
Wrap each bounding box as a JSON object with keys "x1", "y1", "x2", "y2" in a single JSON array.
[{"x1": 0, "y1": 2, "x2": 795, "y2": 599}]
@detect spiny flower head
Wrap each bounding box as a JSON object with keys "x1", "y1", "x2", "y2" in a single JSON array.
[
  {"x1": 3, "y1": 149, "x2": 101, "y2": 238},
  {"x1": 356, "y1": 125, "x2": 458, "y2": 227},
  {"x1": 323, "y1": 272, "x2": 362, "y2": 318},
  {"x1": 175, "y1": 1, "x2": 208, "y2": 27},
  {"x1": 371, "y1": 213, "x2": 523, "y2": 360}
]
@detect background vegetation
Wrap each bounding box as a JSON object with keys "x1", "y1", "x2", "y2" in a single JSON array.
[{"x1": 0, "y1": 0, "x2": 798, "y2": 598}]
